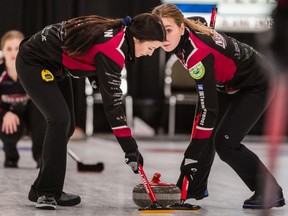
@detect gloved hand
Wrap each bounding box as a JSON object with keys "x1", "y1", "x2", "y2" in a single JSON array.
[
  {"x1": 180, "y1": 157, "x2": 198, "y2": 182},
  {"x1": 180, "y1": 140, "x2": 202, "y2": 182},
  {"x1": 125, "y1": 148, "x2": 144, "y2": 174}
]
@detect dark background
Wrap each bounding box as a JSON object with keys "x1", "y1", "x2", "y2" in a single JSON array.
[{"x1": 0, "y1": 0, "x2": 262, "y2": 135}]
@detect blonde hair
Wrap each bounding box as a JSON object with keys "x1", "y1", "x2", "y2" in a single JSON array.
[
  {"x1": 1, "y1": 30, "x2": 24, "y2": 49},
  {"x1": 152, "y1": 4, "x2": 214, "y2": 36}
]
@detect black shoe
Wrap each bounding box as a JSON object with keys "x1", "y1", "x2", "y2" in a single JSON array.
[
  {"x1": 36, "y1": 195, "x2": 57, "y2": 210},
  {"x1": 243, "y1": 191, "x2": 285, "y2": 209},
  {"x1": 29, "y1": 186, "x2": 81, "y2": 206},
  {"x1": 56, "y1": 191, "x2": 81, "y2": 206},
  {"x1": 4, "y1": 160, "x2": 18, "y2": 168}
]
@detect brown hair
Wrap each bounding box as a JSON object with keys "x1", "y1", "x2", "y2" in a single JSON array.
[
  {"x1": 1, "y1": 30, "x2": 24, "y2": 49},
  {"x1": 62, "y1": 13, "x2": 166, "y2": 57},
  {"x1": 152, "y1": 4, "x2": 214, "y2": 36}
]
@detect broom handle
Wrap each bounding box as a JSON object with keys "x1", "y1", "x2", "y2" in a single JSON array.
[
  {"x1": 209, "y1": 7, "x2": 218, "y2": 29},
  {"x1": 138, "y1": 164, "x2": 157, "y2": 203},
  {"x1": 180, "y1": 176, "x2": 189, "y2": 201},
  {"x1": 67, "y1": 149, "x2": 82, "y2": 163}
]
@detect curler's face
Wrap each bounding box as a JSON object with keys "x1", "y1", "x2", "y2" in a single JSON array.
[
  {"x1": 161, "y1": 17, "x2": 184, "y2": 52},
  {"x1": 2, "y1": 38, "x2": 21, "y2": 68},
  {"x1": 134, "y1": 39, "x2": 163, "y2": 57}
]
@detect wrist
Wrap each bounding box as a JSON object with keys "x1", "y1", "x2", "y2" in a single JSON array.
[
  {"x1": 117, "y1": 136, "x2": 138, "y2": 153},
  {"x1": 0, "y1": 110, "x2": 8, "y2": 119}
]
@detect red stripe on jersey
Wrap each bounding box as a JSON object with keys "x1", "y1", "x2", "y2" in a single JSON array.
[
  {"x1": 191, "y1": 114, "x2": 201, "y2": 138},
  {"x1": 113, "y1": 127, "x2": 132, "y2": 137},
  {"x1": 62, "y1": 53, "x2": 96, "y2": 70},
  {"x1": 187, "y1": 31, "x2": 237, "y2": 83},
  {"x1": 62, "y1": 28, "x2": 125, "y2": 70},
  {"x1": 192, "y1": 127, "x2": 213, "y2": 139}
]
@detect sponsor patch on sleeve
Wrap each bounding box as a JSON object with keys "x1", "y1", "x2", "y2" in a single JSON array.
[
  {"x1": 189, "y1": 62, "x2": 205, "y2": 80},
  {"x1": 197, "y1": 84, "x2": 204, "y2": 91}
]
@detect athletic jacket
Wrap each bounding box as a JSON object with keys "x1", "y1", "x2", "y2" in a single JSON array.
[
  {"x1": 174, "y1": 28, "x2": 273, "y2": 153},
  {"x1": 0, "y1": 69, "x2": 30, "y2": 119},
  {"x1": 18, "y1": 22, "x2": 137, "y2": 152}
]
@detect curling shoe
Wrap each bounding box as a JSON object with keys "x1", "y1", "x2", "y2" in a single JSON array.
[
  {"x1": 36, "y1": 195, "x2": 57, "y2": 210},
  {"x1": 29, "y1": 186, "x2": 81, "y2": 206},
  {"x1": 243, "y1": 191, "x2": 285, "y2": 209}
]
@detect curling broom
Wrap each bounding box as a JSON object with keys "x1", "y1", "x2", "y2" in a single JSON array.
[
  {"x1": 169, "y1": 113, "x2": 201, "y2": 211},
  {"x1": 68, "y1": 149, "x2": 104, "y2": 172},
  {"x1": 138, "y1": 164, "x2": 173, "y2": 214}
]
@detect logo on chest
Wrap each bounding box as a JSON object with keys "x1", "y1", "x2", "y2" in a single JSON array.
[{"x1": 189, "y1": 62, "x2": 205, "y2": 80}]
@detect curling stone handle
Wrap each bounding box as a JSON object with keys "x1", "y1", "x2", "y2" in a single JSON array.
[
  {"x1": 151, "y1": 173, "x2": 161, "y2": 183},
  {"x1": 149, "y1": 172, "x2": 175, "y2": 186}
]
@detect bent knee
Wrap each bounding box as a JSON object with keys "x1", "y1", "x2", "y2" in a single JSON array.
[
  {"x1": 214, "y1": 132, "x2": 241, "y2": 161},
  {"x1": 47, "y1": 112, "x2": 71, "y2": 129}
]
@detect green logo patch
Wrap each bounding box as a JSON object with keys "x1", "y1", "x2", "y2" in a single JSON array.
[{"x1": 189, "y1": 62, "x2": 205, "y2": 80}]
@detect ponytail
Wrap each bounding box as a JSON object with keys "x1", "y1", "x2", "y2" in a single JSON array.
[
  {"x1": 62, "y1": 15, "x2": 122, "y2": 57},
  {"x1": 184, "y1": 18, "x2": 214, "y2": 36}
]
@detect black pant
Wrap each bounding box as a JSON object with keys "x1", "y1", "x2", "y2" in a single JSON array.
[
  {"x1": 0, "y1": 101, "x2": 45, "y2": 163},
  {"x1": 72, "y1": 78, "x2": 87, "y2": 131},
  {"x1": 16, "y1": 55, "x2": 75, "y2": 199},
  {"x1": 178, "y1": 88, "x2": 282, "y2": 198}
]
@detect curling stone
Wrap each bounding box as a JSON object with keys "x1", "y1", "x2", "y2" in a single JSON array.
[{"x1": 132, "y1": 172, "x2": 181, "y2": 208}]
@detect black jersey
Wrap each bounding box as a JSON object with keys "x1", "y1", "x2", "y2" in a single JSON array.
[
  {"x1": 18, "y1": 23, "x2": 136, "y2": 147},
  {"x1": 0, "y1": 70, "x2": 29, "y2": 118},
  {"x1": 174, "y1": 28, "x2": 273, "y2": 141}
]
